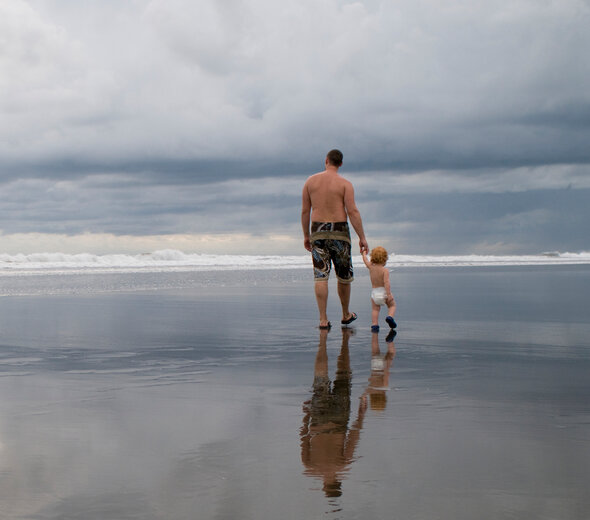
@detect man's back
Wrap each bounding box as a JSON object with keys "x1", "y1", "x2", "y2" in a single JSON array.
[{"x1": 304, "y1": 170, "x2": 350, "y2": 222}]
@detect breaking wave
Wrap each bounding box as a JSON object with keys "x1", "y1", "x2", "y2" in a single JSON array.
[{"x1": 0, "y1": 249, "x2": 589, "y2": 275}]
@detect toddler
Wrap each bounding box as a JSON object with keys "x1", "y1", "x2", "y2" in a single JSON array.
[{"x1": 362, "y1": 246, "x2": 397, "y2": 332}]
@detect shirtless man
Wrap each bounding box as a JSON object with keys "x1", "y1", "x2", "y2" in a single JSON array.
[{"x1": 301, "y1": 149, "x2": 369, "y2": 329}]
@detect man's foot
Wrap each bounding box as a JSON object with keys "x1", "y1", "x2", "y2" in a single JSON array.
[
  {"x1": 341, "y1": 312, "x2": 357, "y2": 326},
  {"x1": 319, "y1": 321, "x2": 331, "y2": 330},
  {"x1": 386, "y1": 316, "x2": 397, "y2": 329},
  {"x1": 371, "y1": 325, "x2": 380, "y2": 333}
]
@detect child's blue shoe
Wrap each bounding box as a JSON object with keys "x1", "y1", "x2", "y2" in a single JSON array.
[{"x1": 386, "y1": 316, "x2": 397, "y2": 329}]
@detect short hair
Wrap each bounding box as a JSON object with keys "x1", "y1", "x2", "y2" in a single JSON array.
[
  {"x1": 326, "y1": 149, "x2": 343, "y2": 167},
  {"x1": 370, "y1": 246, "x2": 388, "y2": 265}
]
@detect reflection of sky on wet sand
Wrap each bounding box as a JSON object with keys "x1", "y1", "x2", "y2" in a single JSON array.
[{"x1": 0, "y1": 267, "x2": 588, "y2": 519}]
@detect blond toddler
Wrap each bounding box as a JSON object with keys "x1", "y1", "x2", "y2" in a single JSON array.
[{"x1": 362, "y1": 246, "x2": 397, "y2": 332}]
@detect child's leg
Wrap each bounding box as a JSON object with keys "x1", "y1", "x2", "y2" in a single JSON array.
[
  {"x1": 385, "y1": 295, "x2": 397, "y2": 328},
  {"x1": 386, "y1": 294, "x2": 396, "y2": 317},
  {"x1": 371, "y1": 301, "x2": 380, "y2": 326}
]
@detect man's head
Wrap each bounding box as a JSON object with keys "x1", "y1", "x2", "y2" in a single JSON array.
[{"x1": 326, "y1": 149, "x2": 343, "y2": 168}]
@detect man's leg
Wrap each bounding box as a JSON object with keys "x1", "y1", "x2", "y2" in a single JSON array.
[
  {"x1": 315, "y1": 281, "x2": 329, "y2": 326},
  {"x1": 337, "y1": 281, "x2": 353, "y2": 322},
  {"x1": 332, "y1": 239, "x2": 355, "y2": 323}
]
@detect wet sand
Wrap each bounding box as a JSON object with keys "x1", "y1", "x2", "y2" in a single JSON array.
[{"x1": 0, "y1": 266, "x2": 589, "y2": 519}]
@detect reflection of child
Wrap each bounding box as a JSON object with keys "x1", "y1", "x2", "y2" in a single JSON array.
[
  {"x1": 362, "y1": 247, "x2": 397, "y2": 332},
  {"x1": 365, "y1": 330, "x2": 396, "y2": 411}
]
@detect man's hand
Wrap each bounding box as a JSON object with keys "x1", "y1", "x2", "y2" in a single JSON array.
[
  {"x1": 304, "y1": 237, "x2": 312, "y2": 252},
  {"x1": 359, "y1": 238, "x2": 369, "y2": 254}
]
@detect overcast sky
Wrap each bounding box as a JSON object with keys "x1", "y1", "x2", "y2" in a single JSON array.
[{"x1": 1, "y1": 0, "x2": 589, "y2": 255}]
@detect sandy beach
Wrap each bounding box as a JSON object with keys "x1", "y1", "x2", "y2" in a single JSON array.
[{"x1": 0, "y1": 265, "x2": 589, "y2": 519}]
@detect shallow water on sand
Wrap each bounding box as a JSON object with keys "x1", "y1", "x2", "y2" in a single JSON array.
[{"x1": 0, "y1": 266, "x2": 588, "y2": 519}]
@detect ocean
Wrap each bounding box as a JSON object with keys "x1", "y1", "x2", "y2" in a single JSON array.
[
  {"x1": 0, "y1": 255, "x2": 589, "y2": 519},
  {"x1": 1, "y1": 249, "x2": 590, "y2": 277}
]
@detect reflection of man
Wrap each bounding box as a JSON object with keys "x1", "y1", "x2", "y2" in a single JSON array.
[
  {"x1": 301, "y1": 149, "x2": 369, "y2": 329},
  {"x1": 300, "y1": 328, "x2": 366, "y2": 498},
  {"x1": 363, "y1": 330, "x2": 396, "y2": 411}
]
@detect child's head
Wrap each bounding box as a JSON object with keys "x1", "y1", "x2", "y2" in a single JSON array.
[{"x1": 370, "y1": 246, "x2": 388, "y2": 265}]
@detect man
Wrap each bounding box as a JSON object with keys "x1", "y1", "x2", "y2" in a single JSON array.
[{"x1": 301, "y1": 149, "x2": 369, "y2": 329}]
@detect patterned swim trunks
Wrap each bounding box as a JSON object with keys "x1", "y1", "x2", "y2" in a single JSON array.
[{"x1": 310, "y1": 222, "x2": 354, "y2": 283}]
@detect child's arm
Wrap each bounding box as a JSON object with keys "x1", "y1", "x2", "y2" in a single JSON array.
[{"x1": 361, "y1": 251, "x2": 371, "y2": 268}]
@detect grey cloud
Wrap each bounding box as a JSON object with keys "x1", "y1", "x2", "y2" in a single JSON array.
[
  {"x1": 4, "y1": 0, "x2": 587, "y2": 171},
  {"x1": 0, "y1": 174, "x2": 303, "y2": 236},
  {"x1": 1, "y1": 0, "x2": 589, "y2": 254},
  {"x1": 350, "y1": 164, "x2": 590, "y2": 196},
  {"x1": 1, "y1": 167, "x2": 587, "y2": 255},
  {"x1": 365, "y1": 188, "x2": 590, "y2": 254}
]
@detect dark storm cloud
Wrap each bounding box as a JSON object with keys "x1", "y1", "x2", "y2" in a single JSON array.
[
  {"x1": 4, "y1": 0, "x2": 589, "y2": 174},
  {"x1": 365, "y1": 188, "x2": 590, "y2": 254}
]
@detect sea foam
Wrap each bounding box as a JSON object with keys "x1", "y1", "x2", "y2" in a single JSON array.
[{"x1": 0, "y1": 249, "x2": 589, "y2": 276}]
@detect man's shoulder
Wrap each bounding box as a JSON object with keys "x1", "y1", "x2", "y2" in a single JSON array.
[
  {"x1": 305, "y1": 171, "x2": 351, "y2": 195},
  {"x1": 337, "y1": 175, "x2": 353, "y2": 193},
  {"x1": 308, "y1": 170, "x2": 326, "y2": 180},
  {"x1": 339, "y1": 175, "x2": 353, "y2": 186},
  {"x1": 308, "y1": 171, "x2": 350, "y2": 183},
  {"x1": 304, "y1": 171, "x2": 331, "y2": 187}
]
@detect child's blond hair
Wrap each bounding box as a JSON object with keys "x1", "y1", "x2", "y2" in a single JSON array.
[{"x1": 370, "y1": 246, "x2": 388, "y2": 265}]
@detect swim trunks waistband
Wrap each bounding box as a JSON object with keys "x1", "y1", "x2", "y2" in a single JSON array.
[{"x1": 310, "y1": 222, "x2": 351, "y2": 243}]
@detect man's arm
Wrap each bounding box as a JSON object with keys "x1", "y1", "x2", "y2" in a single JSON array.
[
  {"x1": 343, "y1": 182, "x2": 368, "y2": 253},
  {"x1": 301, "y1": 181, "x2": 312, "y2": 252}
]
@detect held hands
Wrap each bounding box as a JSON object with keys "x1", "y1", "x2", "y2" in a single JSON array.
[{"x1": 359, "y1": 238, "x2": 369, "y2": 254}]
